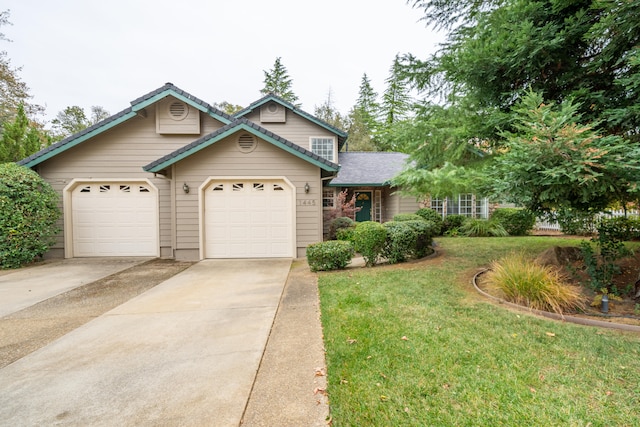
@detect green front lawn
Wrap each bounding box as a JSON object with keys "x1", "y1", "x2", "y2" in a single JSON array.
[{"x1": 319, "y1": 237, "x2": 640, "y2": 426}]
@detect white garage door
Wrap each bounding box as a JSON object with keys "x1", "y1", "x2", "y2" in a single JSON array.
[
  {"x1": 71, "y1": 182, "x2": 158, "y2": 257},
  {"x1": 204, "y1": 180, "x2": 293, "y2": 258}
]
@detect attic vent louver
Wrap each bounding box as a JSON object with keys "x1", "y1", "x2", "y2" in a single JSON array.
[
  {"x1": 168, "y1": 101, "x2": 188, "y2": 120},
  {"x1": 237, "y1": 133, "x2": 257, "y2": 153}
]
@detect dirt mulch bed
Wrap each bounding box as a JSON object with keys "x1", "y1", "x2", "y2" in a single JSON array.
[{"x1": 0, "y1": 259, "x2": 193, "y2": 369}]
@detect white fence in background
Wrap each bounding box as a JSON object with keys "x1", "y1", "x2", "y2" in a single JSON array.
[{"x1": 534, "y1": 210, "x2": 640, "y2": 232}]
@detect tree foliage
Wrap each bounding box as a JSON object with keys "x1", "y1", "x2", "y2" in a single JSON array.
[
  {"x1": 0, "y1": 163, "x2": 60, "y2": 269},
  {"x1": 50, "y1": 105, "x2": 110, "y2": 141},
  {"x1": 260, "y1": 57, "x2": 299, "y2": 106},
  {"x1": 0, "y1": 104, "x2": 48, "y2": 162},
  {"x1": 487, "y1": 91, "x2": 640, "y2": 214},
  {"x1": 0, "y1": 11, "x2": 42, "y2": 131},
  {"x1": 313, "y1": 89, "x2": 348, "y2": 131}
]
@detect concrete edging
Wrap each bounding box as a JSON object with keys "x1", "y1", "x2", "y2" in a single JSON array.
[{"x1": 472, "y1": 269, "x2": 640, "y2": 333}]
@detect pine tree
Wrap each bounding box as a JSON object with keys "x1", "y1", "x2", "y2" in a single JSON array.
[
  {"x1": 260, "y1": 57, "x2": 300, "y2": 106},
  {"x1": 0, "y1": 104, "x2": 46, "y2": 162},
  {"x1": 382, "y1": 55, "x2": 412, "y2": 125}
]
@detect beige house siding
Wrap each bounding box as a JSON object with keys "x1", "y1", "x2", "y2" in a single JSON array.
[
  {"x1": 173, "y1": 133, "x2": 322, "y2": 259},
  {"x1": 33, "y1": 108, "x2": 226, "y2": 258},
  {"x1": 382, "y1": 188, "x2": 420, "y2": 222},
  {"x1": 243, "y1": 110, "x2": 338, "y2": 160}
]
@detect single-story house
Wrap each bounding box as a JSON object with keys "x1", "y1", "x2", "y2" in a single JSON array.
[{"x1": 19, "y1": 83, "x2": 420, "y2": 260}]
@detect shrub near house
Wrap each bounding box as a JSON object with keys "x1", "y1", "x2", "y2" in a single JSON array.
[{"x1": 0, "y1": 163, "x2": 60, "y2": 269}]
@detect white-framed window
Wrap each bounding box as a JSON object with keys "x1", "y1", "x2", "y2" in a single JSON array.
[
  {"x1": 323, "y1": 188, "x2": 335, "y2": 208},
  {"x1": 432, "y1": 194, "x2": 489, "y2": 218},
  {"x1": 311, "y1": 137, "x2": 335, "y2": 162}
]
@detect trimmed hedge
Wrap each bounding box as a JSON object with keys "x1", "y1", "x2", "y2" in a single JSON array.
[
  {"x1": 393, "y1": 213, "x2": 424, "y2": 222},
  {"x1": 353, "y1": 221, "x2": 387, "y2": 267},
  {"x1": 415, "y1": 208, "x2": 444, "y2": 235},
  {"x1": 443, "y1": 214, "x2": 467, "y2": 235},
  {"x1": 306, "y1": 240, "x2": 354, "y2": 272},
  {"x1": 403, "y1": 219, "x2": 436, "y2": 258},
  {"x1": 1, "y1": 163, "x2": 60, "y2": 269},
  {"x1": 383, "y1": 221, "x2": 417, "y2": 264},
  {"x1": 329, "y1": 216, "x2": 355, "y2": 240},
  {"x1": 490, "y1": 208, "x2": 536, "y2": 236}
]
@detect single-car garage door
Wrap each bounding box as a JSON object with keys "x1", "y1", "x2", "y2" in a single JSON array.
[
  {"x1": 71, "y1": 182, "x2": 158, "y2": 257},
  {"x1": 204, "y1": 179, "x2": 293, "y2": 258}
]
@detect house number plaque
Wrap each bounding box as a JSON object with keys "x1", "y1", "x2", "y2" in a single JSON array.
[{"x1": 297, "y1": 199, "x2": 316, "y2": 206}]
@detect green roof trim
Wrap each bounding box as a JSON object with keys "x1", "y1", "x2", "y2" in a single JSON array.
[
  {"x1": 131, "y1": 89, "x2": 232, "y2": 125},
  {"x1": 144, "y1": 118, "x2": 340, "y2": 173},
  {"x1": 326, "y1": 182, "x2": 391, "y2": 187},
  {"x1": 20, "y1": 110, "x2": 137, "y2": 168}
]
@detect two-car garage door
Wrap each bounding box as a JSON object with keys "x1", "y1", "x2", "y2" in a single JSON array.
[
  {"x1": 69, "y1": 179, "x2": 294, "y2": 259},
  {"x1": 204, "y1": 179, "x2": 293, "y2": 258}
]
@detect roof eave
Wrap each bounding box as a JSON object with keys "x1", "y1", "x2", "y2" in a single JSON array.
[{"x1": 144, "y1": 122, "x2": 340, "y2": 173}]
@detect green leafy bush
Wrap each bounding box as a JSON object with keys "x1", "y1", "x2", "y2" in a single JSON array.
[
  {"x1": 443, "y1": 214, "x2": 467, "y2": 235},
  {"x1": 306, "y1": 240, "x2": 354, "y2": 272},
  {"x1": 393, "y1": 213, "x2": 424, "y2": 222},
  {"x1": 486, "y1": 252, "x2": 585, "y2": 315},
  {"x1": 353, "y1": 221, "x2": 387, "y2": 267},
  {"x1": 415, "y1": 208, "x2": 444, "y2": 235},
  {"x1": 460, "y1": 218, "x2": 508, "y2": 237},
  {"x1": 553, "y1": 209, "x2": 597, "y2": 235},
  {"x1": 490, "y1": 208, "x2": 536, "y2": 236},
  {"x1": 0, "y1": 163, "x2": 60, "y2": 269},
  {"x1": 336, "y1": 227, "x2": 355, "y2": 243},
  {"x1": 382, "y1": 221, "x2": 417, "y2": 264},
  {"x1": 597, "y1": 216, "x2": 640, "y2": 241},
  {"x1": 329, "y1": 216, "x2": 355, "y2": 240},
  {"x1": 403, "y1": 219, "x2": 436, "y2": 258}
]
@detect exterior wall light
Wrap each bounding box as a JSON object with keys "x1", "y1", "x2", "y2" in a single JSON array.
[
  {"x1": 304, "y1": 183, "x2": 310, "y2": 193},
  {"x1": 183, "y1": 183, "x2": 190, "y2": 194}
]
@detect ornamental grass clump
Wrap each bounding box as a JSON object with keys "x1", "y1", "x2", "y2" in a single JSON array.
[{"x1": 486, "y1": 252, "x2": 585, "y2": 315}]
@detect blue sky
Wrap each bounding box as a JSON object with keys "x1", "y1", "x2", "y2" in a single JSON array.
[{"x1": 3, "y1": 0, "x2": 443, "y2": 123}]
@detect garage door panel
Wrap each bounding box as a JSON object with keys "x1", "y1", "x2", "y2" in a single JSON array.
[
  {"x1": 71, "y1": 182, "x2": 158, "y2": 257},
  {"x1": 205, "y1": 179, "x2": 293, "y2": 258}
]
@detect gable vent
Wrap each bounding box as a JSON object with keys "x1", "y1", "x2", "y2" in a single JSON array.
[
  {"x1": 237, "y1": 133, "x2": 257, "y2": 153},
  {"x1": 168, "y1": 101, "x2": 188, "y2": 120}
]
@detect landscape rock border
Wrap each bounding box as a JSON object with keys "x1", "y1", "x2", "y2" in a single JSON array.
[{"x1": 472, "y1": 269, "x2": 640, "y2": 333}]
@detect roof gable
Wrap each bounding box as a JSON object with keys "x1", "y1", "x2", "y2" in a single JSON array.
[
  {"x1": 19, "y1": 83, "x2": 234, "y2": 168},
  {"x1": 143, "y1": 118, "x2": 340, "y2": 173},
  {"x1": 234, "y1": 94, "x2": 348, "y2": 149}
]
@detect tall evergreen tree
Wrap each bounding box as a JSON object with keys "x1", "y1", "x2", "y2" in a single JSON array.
[
  {"x1": 381, "y1": 55, "x2": 412, "y2": 125},
  {"x1": 313, "y1": 88, "x2": 347, "y2": 131},
  {"x1": 260, "y1": 57, "x2": 299, "y2": 106},
  {"x1": 0, "y1": 104, "x2": 47, "y2": 162},
  {"x1": 346, "y1": 74, "x2": 381, "y2": 151}
]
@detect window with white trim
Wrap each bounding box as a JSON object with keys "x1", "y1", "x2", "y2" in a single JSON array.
[
  {"x1": 311, "y1": 137, "x2": 335, "y2": 162},
  {"x1": 432, "y1": 194, "x2": 489, "y2": 218},
  {"x1": 323, "y1": 188, "x2": 335, "y2": 208}
]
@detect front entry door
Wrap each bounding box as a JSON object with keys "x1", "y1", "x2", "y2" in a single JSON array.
[{"x1": 355, "y1": 191, "x2": 372, "y2": 222}]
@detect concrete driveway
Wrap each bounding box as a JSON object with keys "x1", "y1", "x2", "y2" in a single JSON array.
[
  {"x1": 0, "y1": 258, "x2": 292, "y2": 426},
  {"x1": 0, "y1": 258, "x2": 151, "y2": 318}
]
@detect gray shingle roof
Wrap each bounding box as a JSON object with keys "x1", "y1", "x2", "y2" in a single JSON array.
[
  {"x1": 329, "y1": 152, "x2": 411, "y2": 186},
  {"x1": 144, "y1": 117, "x2": 339, "y2": 173}
]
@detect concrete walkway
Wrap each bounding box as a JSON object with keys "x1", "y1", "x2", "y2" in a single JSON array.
[{"x1": 0, "y1": 259, "x2": 292, "y2": 426}]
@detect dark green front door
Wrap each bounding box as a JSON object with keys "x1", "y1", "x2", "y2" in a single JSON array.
[{"x1": 355, "y1": 191, "x2": 372, "y2": 222}]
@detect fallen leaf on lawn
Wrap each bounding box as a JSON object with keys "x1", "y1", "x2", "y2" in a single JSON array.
[
  {"x1": 539, "y1": 374, "x2": 546, "y2": 381},
  {"x1": 314, "y1": 387, "x2": 327, "y2": 395},
  {"x1": 401, "y1": 336, "x2": 408, "y2": 341},
  {"x1": 315, "y1": 367, "x2": 326, "y2": 377},
  {"x1": 346, "y1": 338, "x2": 357, "y2": 345},
  {"x1": 546, "y1": 332, "x2": 556, "y2": 337},
  {"x1": 340, "y1": 379, "x2": 348, "y2": 384},
  {"x1": 380, "y1": 372, "x2": 387, "y2": 379},
  {"x1": 606, "y1": 391, "x2": 613, "y2": 396},
  {"x1": 530, "y1": 387, "x2": 536, "y2": 393},
  {"x1": 442, "y1": 383, "x2": 450, "y2": 389},
  {"x1": 380, "y1": 395, "x2": 388, "y2": 401}
]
